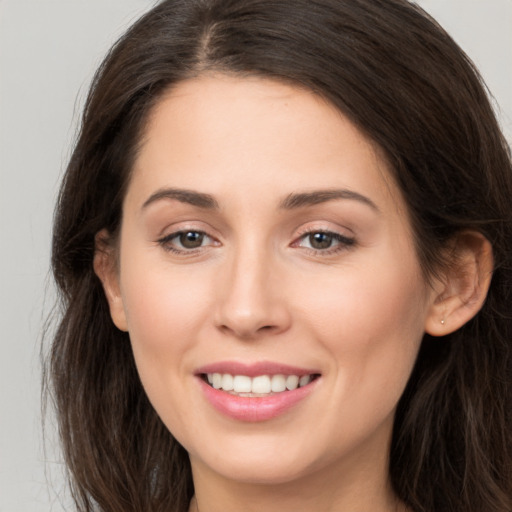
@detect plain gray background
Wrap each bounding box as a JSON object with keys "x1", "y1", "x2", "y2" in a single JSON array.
[{"x1": 0, "y1": 1, "x2": 510, "y2": 510}]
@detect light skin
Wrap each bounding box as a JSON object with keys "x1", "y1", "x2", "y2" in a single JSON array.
[{"x1": 95, "y1": 75, "x2": 493, "y2": 512}]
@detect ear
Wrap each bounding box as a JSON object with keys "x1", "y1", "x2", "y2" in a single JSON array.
[
  {"x1": 93, "y1": 229, "x2": 128, "y2": 332},
  {"x1": 424, "y1": 231, "x2": 493, "y2": 337}
]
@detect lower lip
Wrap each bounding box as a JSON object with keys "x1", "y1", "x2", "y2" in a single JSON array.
[{"x1": 198, "y1": 377, "x2": 318, "y2": 422}]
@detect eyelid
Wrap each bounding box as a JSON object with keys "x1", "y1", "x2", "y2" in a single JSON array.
[{"x1": 293, "y1": 222, "x2": 354, "y2": 240}]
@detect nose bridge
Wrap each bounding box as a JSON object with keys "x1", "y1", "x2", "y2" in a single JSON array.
[{"x1": 216, "y1": 238, "x2": 289, "y2": 339}]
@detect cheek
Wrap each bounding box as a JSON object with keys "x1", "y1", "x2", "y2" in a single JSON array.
[
  {"x1": 118, "y1": 253, "x2": 215, "y2": 397},
  {"x1": 295, "y1": 250, "x2": 427, "y2": 399},
  {"x1": 121, "y1": 244, "x2": 211, "y2": 333},
  {"x1": 299, "y1": 260, "x2": 426, "y2": 342}
]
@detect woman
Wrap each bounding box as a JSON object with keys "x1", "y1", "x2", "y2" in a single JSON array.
[{"x1": 48, "y1": 0, "x2": 512, "y2": 511}]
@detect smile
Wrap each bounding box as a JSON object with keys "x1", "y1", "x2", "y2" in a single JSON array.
[
  {"x1": 196, "y1": 363, "x2": 321, "y2": 422},
  {"x1": 204, "y1": 373, "x2": 318, "y2": 396}
]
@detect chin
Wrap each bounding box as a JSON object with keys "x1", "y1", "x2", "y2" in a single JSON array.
[
  {"x1": 203, "y1": 455, "x2": 316, "y2": 485},
  {"x1": 186, "y1": 430, "x2": 339, "y2": 487}
]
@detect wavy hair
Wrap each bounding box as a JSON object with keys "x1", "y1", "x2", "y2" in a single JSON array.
[{"x1": 47, "y1": 1, "x2": 512, "y2": 511}]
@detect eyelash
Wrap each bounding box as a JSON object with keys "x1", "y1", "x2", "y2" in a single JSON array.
[{"x1": 157, "y1": 228, "x2": 355, "y2": 256}]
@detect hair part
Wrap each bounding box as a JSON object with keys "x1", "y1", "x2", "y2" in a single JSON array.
[{"x1": 48, "y1": 1, "x2": 512, "y2": 511}]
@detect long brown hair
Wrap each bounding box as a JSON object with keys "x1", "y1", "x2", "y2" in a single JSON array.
[{"x1": 47, "y1": 1, "x2": 512, "y2": 511}]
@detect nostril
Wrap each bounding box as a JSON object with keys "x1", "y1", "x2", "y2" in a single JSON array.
[
  {"x1": 218, "y1": 322, "x2": 278, "y2": 339},
  {"x1": 215, "y1": 295, "x2": 292, "y2": 339}
]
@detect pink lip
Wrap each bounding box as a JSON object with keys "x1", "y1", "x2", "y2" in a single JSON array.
[
  {"x1": 195, "y1": 361, "x2": 320, "y2": 422},
  {"x1": 195, "y1": 360, "x2": 319, "y2": 377}
]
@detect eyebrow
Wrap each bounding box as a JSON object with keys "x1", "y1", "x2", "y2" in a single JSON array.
[
  {"x1": 141, "y1": 188, "x2": 220, "y2": 210},
  {"x1": 141, "y1": 187, "x2": 379, "y2": 213},
  {"x1": 279, "y1": 189, "x2": 380, "y2": 212}
]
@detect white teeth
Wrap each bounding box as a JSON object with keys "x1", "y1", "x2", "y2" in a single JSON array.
[
  {"x1": 271, "y1": 374, "x2": 287, "y2": 392},
  {"x1": 212, "y1": 373, "x2": 222, "y2": 389},
  {"x1": 221, "y1": 373, "x2": 234, "y2": 391},
  {"x1": 299, "y1": 375, "x2": 311, "y2": 387},
  {"x1": 233, "y1": 375, "x2": 252, "y2": 393},
  {"x1": 252, "y1": 375, "x2": 271, "y2": 394},
  {"x1": 205, "y1": 372, "x2": 315, "y2": 394},
  {"x1": 286, "y1": 375, "x2": 299, "y2": 390}
]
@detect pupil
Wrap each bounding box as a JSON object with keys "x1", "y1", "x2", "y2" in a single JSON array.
[
  {"x1": 180, "y1": 231, "x2": 203, "y2": 249},
  {"x1": 310, "y1": 232, "x2": 332, "y2": 249}
]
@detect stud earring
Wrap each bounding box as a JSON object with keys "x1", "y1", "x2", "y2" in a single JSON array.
[{"x1": 440, "y1": 318, "x2": 445, "y2": 325}]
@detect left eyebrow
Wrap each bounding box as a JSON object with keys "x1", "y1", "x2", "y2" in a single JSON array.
[{"x1": 279, "y1": 189, "x2": 380, "y2": 213}]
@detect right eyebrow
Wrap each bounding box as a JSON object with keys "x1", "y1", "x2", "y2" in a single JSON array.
[{"x1": 141, "y1": 187, "x2": 220, "y2": 210}]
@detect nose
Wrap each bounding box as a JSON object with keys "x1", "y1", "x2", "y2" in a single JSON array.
[{"x1": 214, "y1": 246, "x2": 291, "y2": 340}]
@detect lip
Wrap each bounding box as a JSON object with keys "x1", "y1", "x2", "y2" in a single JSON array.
[{"x1": 195, "y1": 361, "x2": 321, "y2": 422}]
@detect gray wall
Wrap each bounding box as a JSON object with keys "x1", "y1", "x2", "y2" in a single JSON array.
[{"x1": 0, "y1": 1, "x2": 510, "y2": 510}]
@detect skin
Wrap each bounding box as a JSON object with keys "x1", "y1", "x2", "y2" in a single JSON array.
[{"x1": 95, "y1": 74, "x2": 493, "y2": 512}]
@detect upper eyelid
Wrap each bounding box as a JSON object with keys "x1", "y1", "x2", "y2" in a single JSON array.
[
  {"x1": 157, "y1": 221, "x2": 221, "y2": 239},
  {"x1": 294, "y1": 230, "x2": 355, "y2": 244},
  {"x1": 160, "y1": 228, "x2": 208, "y2": 238},
  {"x1": 294, "y1": 224, "x2": 354, "y2": 239}
]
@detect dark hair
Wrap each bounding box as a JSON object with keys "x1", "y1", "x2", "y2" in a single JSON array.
[{"x1": 48, "y1": 1, "x2": 512, "y2": 511}]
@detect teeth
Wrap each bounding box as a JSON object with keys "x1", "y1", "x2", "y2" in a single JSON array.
[
  {"x1": 221, "y1": 373, "x2": 234, "y2": 391},
  {"x1": 299, "y1": 375, "x2": 311, "y2": 387},
  {"x1": 233, "y1": 375, "x2": 252, "y2": 393},
  {"x1": 286, "y1": 375, "x2": 299, "y2": 391},
  {"x1": 271, "y1": 374, "x2": 286, "y2": 392},
  {"x1": 252, "y1": 375, "x2": 271, "y2": 394},
  {"x1": 205, "y1": 372, "x2": 315, "y2": 394},
  {"x1": 212, "y1": 373, "x2": 222, "y2": 389}
]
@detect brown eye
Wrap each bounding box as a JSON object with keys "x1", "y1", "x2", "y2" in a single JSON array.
[
  {"x1": 179, "y1": 231, "x2": 205, "y2": 249},
  {"x1": 308, "y1": 232, "x2": 333, "y2": 249}
]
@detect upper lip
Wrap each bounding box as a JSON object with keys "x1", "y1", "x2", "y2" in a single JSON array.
[{"x1": 195, "y1": 361, "x2": 320, "y2": 378}]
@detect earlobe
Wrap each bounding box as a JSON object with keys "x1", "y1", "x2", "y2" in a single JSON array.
[
  {"x1": 424, "y1": 231, "x2": 493, "y2": 337},
  {"x1": 93, "y1": 230, "x2": 129, "y2": 332}
]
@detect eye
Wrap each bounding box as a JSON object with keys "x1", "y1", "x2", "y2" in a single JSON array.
[
  {"x1": 158, "y1": 230, "x2": 217, "y2": 253},
  {"x1": 177, "y1": 231, "x2": 206, "y2": 249},
  {"x1": 305, "y1": 232, "x2": 335, "y2": 250},
  {"x1": 295, "y1": 230, "x2": 355, "y2": 253}
]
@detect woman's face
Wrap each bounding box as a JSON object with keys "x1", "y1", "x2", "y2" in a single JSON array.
[{"x1": 104, "y1": 75, "x2": 438, "y2": 487}]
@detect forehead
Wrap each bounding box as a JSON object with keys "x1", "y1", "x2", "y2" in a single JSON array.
[{"x1": 129, "y1": 74, "x2": 403, "y2": 215}]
